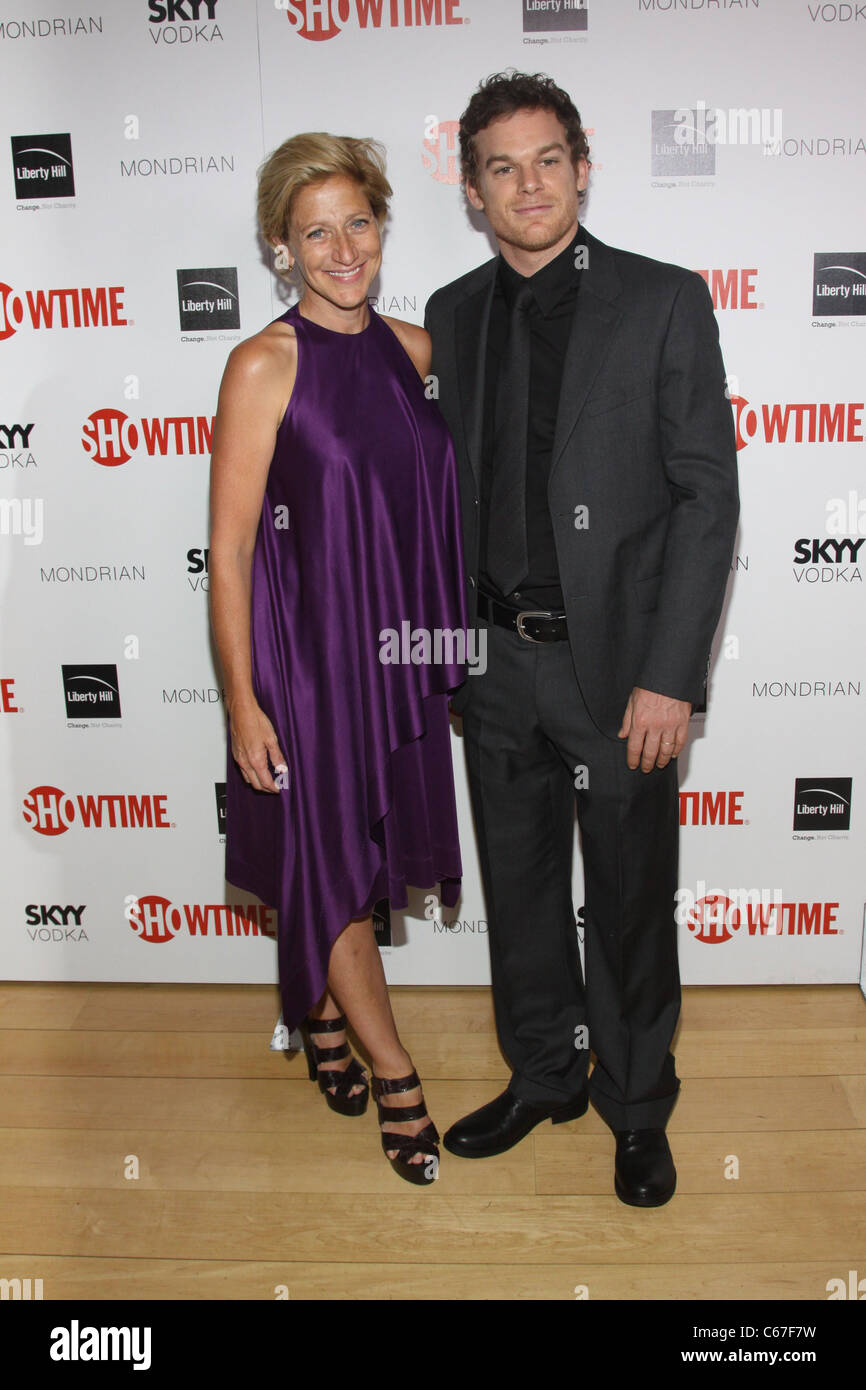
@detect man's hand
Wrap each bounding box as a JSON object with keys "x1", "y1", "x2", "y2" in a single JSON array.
[{"x1": 618, "y1": 687, "x2": 692, "y2": 772}]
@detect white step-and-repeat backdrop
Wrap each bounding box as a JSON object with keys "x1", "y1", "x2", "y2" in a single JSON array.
[{"x1": 2, "y1": 1, "x2": 864, "y2": 1010}]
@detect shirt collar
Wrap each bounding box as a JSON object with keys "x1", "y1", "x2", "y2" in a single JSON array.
[{"x1": 498, "y1": 222, "x2": 586, "y2": 316}]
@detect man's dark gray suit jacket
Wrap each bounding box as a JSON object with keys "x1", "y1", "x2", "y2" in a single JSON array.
[{"x1": 424, "y1": 226, "x2": 740, "y2": 735}]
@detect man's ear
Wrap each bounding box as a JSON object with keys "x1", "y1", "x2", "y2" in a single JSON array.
[{"x1": 464, "y1": 178, "x2": 485, "y2": 213}]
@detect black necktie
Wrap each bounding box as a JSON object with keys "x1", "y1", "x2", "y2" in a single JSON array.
[{"x1": 487, "y1": 281, "x2": 533, "y2": 597}]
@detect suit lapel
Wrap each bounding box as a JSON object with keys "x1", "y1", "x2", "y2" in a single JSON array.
[
  {"x1": 449, "y1": 234, "x2": 622, "y2": 488},
  {"x1": 455, "y1": 269, "x2": 496, "y2": 489},
  {"x1": 549, "y1": 229, "x2": 623, "y2": 482}
]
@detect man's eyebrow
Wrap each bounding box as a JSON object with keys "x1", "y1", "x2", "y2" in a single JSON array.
[{"x1": 485, "y1": 141, "x2": 566, "y2": 168}]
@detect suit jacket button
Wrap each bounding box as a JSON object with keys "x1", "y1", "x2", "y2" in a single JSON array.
[{"x1": 468, "y1": 576, "x2": 475, "y2": 588}]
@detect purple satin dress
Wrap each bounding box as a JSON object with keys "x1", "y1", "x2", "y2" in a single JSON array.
[{"x1": 224, "y1": 303, "x2": 467, "y2": 1029}]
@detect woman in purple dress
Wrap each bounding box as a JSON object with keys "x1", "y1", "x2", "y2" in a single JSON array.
[{"x1": 208, "y1": 134, "x2": 467, "y2": 1186}]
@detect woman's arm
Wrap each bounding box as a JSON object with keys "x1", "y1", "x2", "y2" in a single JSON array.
[{"x1": 209, "y1": 329, "x2": 296, "y2": 791}]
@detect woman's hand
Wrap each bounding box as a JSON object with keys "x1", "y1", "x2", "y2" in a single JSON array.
[{"x1": 229, "y1": 696, "x2": 289, "y2": 793}]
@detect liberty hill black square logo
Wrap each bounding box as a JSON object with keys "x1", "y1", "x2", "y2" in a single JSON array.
[
  {"x1": 523, "y1": 0, "x2": 587, "y2": 33},
  {"x1": 62, "y1": 664, "x2": 121, "y2": 718},
  {"x1": 651, "y1": 110, "x2": 715, "y2": 177},
  {"x1": 813, "y1": 253, "x2": 866, "y2": 316},
  {"x1": 215, "y1": 781, "x2": 226, "y2": 835},
  {"x1": 177, "y1": 267, "x2": 239, "y2": 331},
  {"x1": 372, "y1": 898, "x2": 391, "y2": 948},
  {"x1": 793, "y1": 777, "x2": 852, "y2": 830},
  {"x1": 12, "y1": 133, "x2": 75, "y2": 199}
]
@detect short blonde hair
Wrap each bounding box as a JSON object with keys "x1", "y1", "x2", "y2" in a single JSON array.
[{"x1": 257, "y1": 133, "x2": 392, "y2": 251}]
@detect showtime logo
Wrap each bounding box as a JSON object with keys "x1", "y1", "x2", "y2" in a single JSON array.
[
  {"x1": 81, "y1": 409, "x2": 214, "y2": 466},
  {"x1": 0, "y1": 282, "x2": 127, "y2": 341},
  {"x1": 679, "y1": 790, "x2": 744, "y2": 826},
  {"x1": 1, "y1": 678, "x2": 19, "y2": 712},
  {"x1": 22, "y1": 786, "x2": 171, "y2": 836},
  {"x1": 422, "y1": 119, "x2": 461, "y2": 184},
  {"x1": 280, "y1": 0, "x2": 464, "y2": 41},
  {"x1": 676, "y1": 883, "x2": 839, "y2": 943},
  {"x1": 124, "y1": 894, "x2": 276, "y2": 942},
  {"x1": 729, "y1": 394, "x2": 864, "y2": 451},
  {"x1": 695, "y1": 268, "x2": 760, "y2": 310}
]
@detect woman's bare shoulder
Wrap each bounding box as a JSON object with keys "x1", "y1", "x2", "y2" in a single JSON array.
[
  {"x1": 216, "y1": 319, "x2": 298, "y2": 435},
  {"x1": 223, "y1": 316, "x2": 297, "y2": 383},
  {"x1": 379, "y1": 315, "x2": 431, "y2": 378}
]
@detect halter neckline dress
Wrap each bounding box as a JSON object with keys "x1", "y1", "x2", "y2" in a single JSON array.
[{"x1": 224, "y1": 302, "x2": 467, "y2": 1029}]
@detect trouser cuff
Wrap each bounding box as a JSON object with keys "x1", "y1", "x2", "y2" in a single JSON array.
[{"x1": 589, "y1": 1078, "x2": 681, "y2": 1132}]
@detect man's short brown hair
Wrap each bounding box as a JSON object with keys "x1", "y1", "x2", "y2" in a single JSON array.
[{"x1": 459, "y1": 70, "x2": 591, "y2": 193}]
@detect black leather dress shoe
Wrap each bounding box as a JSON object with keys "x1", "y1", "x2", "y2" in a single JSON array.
[
  {"x1": 614, "y1": 1128, "x2": 676, "y2": 1207},
  {"x1": 443, "y1": 1087, "x2": 588, "y2": 1159}
]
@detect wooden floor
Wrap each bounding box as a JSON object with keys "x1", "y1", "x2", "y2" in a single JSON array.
[{"x1": 0, "y1": 981, "x2": 864, "y2": 1300}]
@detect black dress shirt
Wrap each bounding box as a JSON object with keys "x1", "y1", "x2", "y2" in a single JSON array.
[{"x1": 480, "y1": 223, "x2": 586, "y2": 611}]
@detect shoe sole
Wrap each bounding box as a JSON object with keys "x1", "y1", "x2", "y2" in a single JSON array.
[{"x1": 443, "y1": 1094, "x2": 589, "y2": 1159}]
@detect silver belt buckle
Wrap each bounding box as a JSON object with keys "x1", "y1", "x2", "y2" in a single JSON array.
[{"x1": 515, "y1": 608, "x2": 556, "y2": 642}]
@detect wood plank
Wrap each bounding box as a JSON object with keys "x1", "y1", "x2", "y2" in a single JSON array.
[
  {"x1": 0, "y1": 1074, "x2": 858, "y2": 1134},
  {"x1": 0, "y1": 1190, "x2": 862, "y2": 1266},
  {"x1": 2, "y1": 1125, "x2": 861, "y2": 1199},
  {"x1": 0, "y1": 982, "x2": 493, "y2": 1032},
  {"x1": 0, "y1": 1256, "x2": 852, "y2": 1301},
  {"x1": 0, "y1": 985, "x2": 93, "y2": 1030},
  {"x1": 0, "y1": 1128, "x2": 533, "y2": 1196},
  {"x1": 3, "y1": 1026, "x2": 864, "y2": 1080},
  {"x1": 671, "y1": 1030, "x2": 866, "y2": 1078},
  {"x1": 840, "y1": 1075, "x2": 866, "y2": 1125},
  {"x1": 674, "y1": 984, "x2": 866, "y2": 1030},
  {"x1": 0, "y1": 1029, "x2": 509, "y2": 1079},
  {"x1": 2, "y1": 980, "x2": 861, "y2": 1034}
]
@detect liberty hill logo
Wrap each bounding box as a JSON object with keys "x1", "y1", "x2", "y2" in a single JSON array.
[
  {"x1": 523, "y1": 0, "x2": 587, "y2": 33},
  {"x1": 813, "y1": 253, "x2": 866, "y2": 316},
  {"x1": 11, "y1": 133, "x2": 74, "y2": 199},
  {"x1": 373, "y1": 898, "x2": 391, "y2": 948},
  {"x1": 793, "y1": 778, "x2": 852, "y2": 831},
  {"x1": 652, "y1": 109, "x2": 715, "y2": 176},
  {"x1": 176, "y1": 267, "x2": 238, "y2": 331},
  {"x1": 62, "y1": 664, "x2": 121, "y2": 719}
]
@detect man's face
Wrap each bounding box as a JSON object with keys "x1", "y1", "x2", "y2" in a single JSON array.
[{"x1": 464, "y1": 107, "x2": 587, "y2": 260}]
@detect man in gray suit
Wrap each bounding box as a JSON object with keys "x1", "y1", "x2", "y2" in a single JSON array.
[{"x1": 425, "y1": 71, "x2": 738, "y2": 1205}]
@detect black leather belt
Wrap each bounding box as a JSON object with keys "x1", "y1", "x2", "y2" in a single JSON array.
[{"x1": 477, "y1": 589, "x2": 568, "y2": 643}]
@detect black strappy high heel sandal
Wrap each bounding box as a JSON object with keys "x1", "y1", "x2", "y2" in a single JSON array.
[
  {"x1": 371, "y1": 1069, "x2": 440, "y2": 1186},
  {"x1": 298, "y1": 1013, "x2": 369, "y2": 1117}
]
